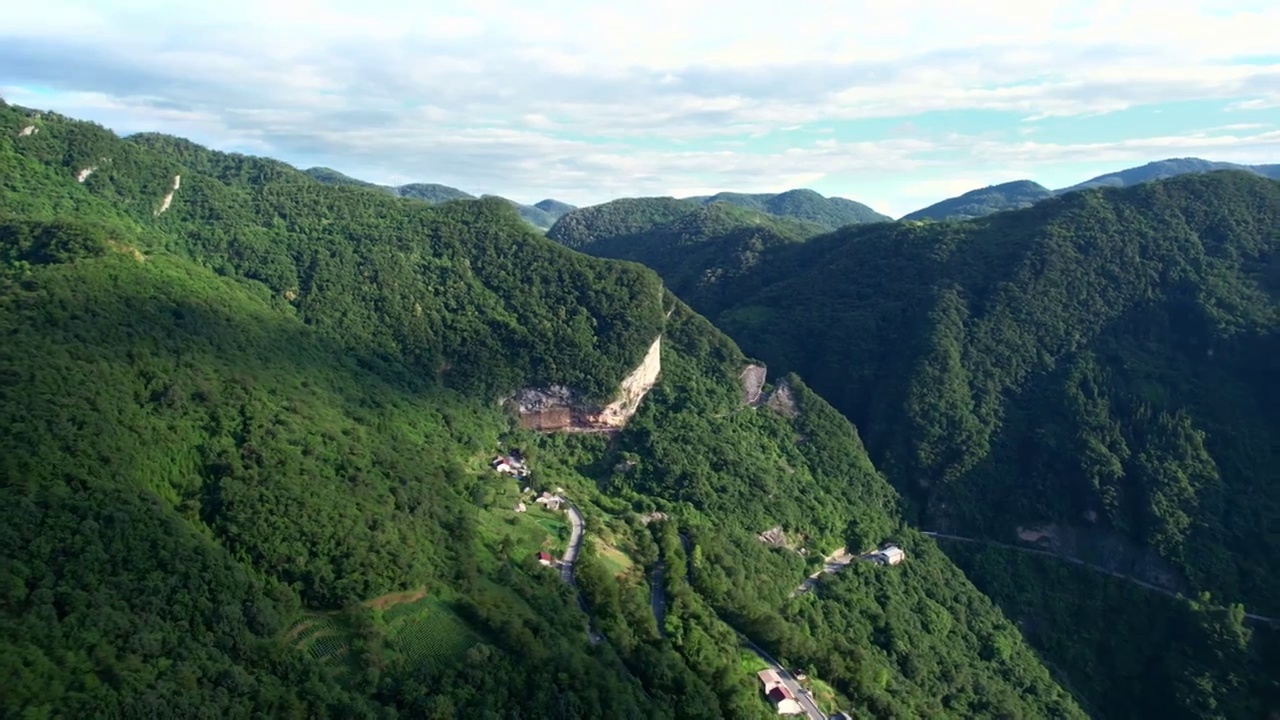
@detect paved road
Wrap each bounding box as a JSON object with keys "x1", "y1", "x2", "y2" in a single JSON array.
[
  {"x1": 555, "y1": 500, "x2": 605, "y2": 644},
  {"x1": 651, "y1": 559, "x2": 667, "y2": 637},
  {"x1": 560, "y1": 500, "x2": 584, "y2": 585},
  {"x1": 739, "y1": 634, "x2": 826, "y2": 720},
  {"x1": 793, "y1": 546, "x2": 870, "y2": 596},
  {"x1": 922, "y1": 531, "x2": 1278, "y2": 627}
]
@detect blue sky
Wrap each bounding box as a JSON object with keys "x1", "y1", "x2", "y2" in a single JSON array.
[{"x1": 2, "y1": 0, "x2": 1279, "y2": 218}]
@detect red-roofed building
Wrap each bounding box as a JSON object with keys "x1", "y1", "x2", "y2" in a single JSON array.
[
  {"x1": 756, "y1": 668, "x2": 804, "y2": 715},
  {"x1": 537, "y1": 551, "x2": 554, "y2": 566}
]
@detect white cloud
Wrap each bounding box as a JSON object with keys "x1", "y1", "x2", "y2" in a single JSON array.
[
  {"x1": 1229, "y1": 95, "x2": 1280, "y2": 111},
  {"x1": 2, "y1": 0, "x2": 1279, "y2": 214}
]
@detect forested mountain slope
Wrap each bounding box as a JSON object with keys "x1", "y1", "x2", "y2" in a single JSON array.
[
  {"x1": 303, "y1": 167, "x2": 573, "y2": 230},
  {"x1": 675, "y1": 171, "x2": 1280, "y2": 609},
  {"x1": 547, "y1": 189, "x2": 888, "y2": 251},
  {"x1": 903, "y1": 157, "x2": 1280, "y2": 221},
  {"x1": 902, "y1": 180, "x2": 1054, "y2": 222},
  {"x1": 1059, "y1": 157, "x2": 1280, "y2": 192},
  {"x1": 683, "y1": 189, "x2": 891, "y2": 229},
  {"x1": 2, "y1": 100, "x2": 1084, "y2": 717},
  {"x1": 550, "y1": 203, "x2": 825, "y2": 312},
  {"x1": 562, "y1": 169, "x2": 1280, "y2": 718}
]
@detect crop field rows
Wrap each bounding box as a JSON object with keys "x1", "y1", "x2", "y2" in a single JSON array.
[{"x1": 386, "y1": 597, "x2": 479, "y2": 665}]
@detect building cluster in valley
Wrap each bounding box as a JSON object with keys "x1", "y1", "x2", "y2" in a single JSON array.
[
  {"x1": 490, "y1": 450, "x2": 529, "y2": 479},
  {"x1": 489, "y1": 447, "x2": 574, "y2": 567}
]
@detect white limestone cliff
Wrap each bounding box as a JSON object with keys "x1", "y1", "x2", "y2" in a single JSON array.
[
  {"x1": 513, "y1": 335, "x2": 662, "y2": 432},
  {"x1": 155, "y1": 174, "x2": 181, "y2": 215}
]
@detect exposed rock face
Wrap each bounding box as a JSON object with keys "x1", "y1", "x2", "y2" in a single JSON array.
[
  {"x1": 155, "y1": 174, "x2": 181, "y2": 215},
  {"x1": 513, "y1": 386, "x2": 576, "y2": 431},
  {"x1": 76, "y1": 166, "x2": 97, "y2": 183},
  {"x1": 638, "y1": 511, "x2": 669, "y2": 525},
  {"x1": 756, "y1": 525, "x2": 806, "y2": 550},
  {"x1": 1016, "y1": 523, "x2": 1187, "y2": 592},
  {"x1": 765, "y1": 378, "x2": 799, "y2": 417},
  {"x1": 18, "y1": 125, "x2": 37, "y2": 137},
  {"x1": 757, "y1": 526, "x2": 788, "y2": 546},
  {"x1": 513, "y1": 335, "x2": 662, "y2": 432},
  {"x1": 1017, "y1": 525, "x2": 1056, "y2": 544},
  {"x1": 105, "y1": 240, "x2": 145, "y2": 262},
  {"x1": 739, "y1": 364, "x2": 767, "y2": 405}
]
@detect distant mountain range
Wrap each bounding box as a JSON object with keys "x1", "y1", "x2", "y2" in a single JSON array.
[
  {"x1": 307, "y1": 156, "x2": 1280, "y2": 232},
  {"x1": 303, "y1": 167, "x2": 576, "y2": 230},
  {"x1": 547, "y1": 188, "x2": 890, "y2": 252},
  {"x1": 904, "y1": 158, "x2": 1280, "y2": 221}
]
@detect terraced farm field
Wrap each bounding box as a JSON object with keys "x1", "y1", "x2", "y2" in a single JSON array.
[
  {"x1": 284, "y1": 616, "x2": 351, "y2": 666},
  {"x1": 384, "y1": 596, "x2": 480, "y2": 666}
]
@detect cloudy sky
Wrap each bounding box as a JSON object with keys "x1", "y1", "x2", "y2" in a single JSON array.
[{"x1": 3, "y1": 0, "x2": 1279, "y2": 217}]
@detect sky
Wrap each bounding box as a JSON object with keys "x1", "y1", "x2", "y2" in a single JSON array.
[{"x1": 3, "y1": 1, "x2": 1279, "y2": 218}]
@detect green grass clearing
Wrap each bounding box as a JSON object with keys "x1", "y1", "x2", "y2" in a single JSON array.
[
  {"x1": 809, "y1": 678, "x2": 843, "y2": 715},
  {"x1": 594, "y1": 538, "x2": 635, "y2": 576},
  {"x1": 739, "y1": 648, "x2": 770, "y2": 674}
]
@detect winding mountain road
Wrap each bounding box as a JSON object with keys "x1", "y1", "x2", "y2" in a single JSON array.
[
  {"x1": 923, "y1": 531, "x2": 1278, "y2": 626},
  {"x1": 793, "y1": 546, "x2": 880, "y2": 596},
  {"x1": 651, "y1": 559, "x2": 667, "y2": 637},
  {"x1": 561, "y1": 501, "x2": 584, "y2": 585},
  {"x1": 556, "y1": 500, "x2": 604, "y2": 644}
]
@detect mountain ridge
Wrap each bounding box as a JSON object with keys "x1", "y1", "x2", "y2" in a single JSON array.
[
  {"x1": 904, "y1": 156, "x2": 1280, "y2": 221},
  {"x1": 302, "y1": 166, "x2": 576, "y2": 229}
]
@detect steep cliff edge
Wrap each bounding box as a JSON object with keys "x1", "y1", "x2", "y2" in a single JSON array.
[{"x1": 512, "y1": 335, "x2": 662, "y2": 432}]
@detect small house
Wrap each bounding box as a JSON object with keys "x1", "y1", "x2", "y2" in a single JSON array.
[
  {"x1": 872, "y1": 545, "x2": 905, "y2": 566},
  {"x1": 756, "y1": 669, "x2": 804, "y2": 716},
  {"x1": 537, "y1": 551, "x2": 554, "y2": 566},
  {"x1": 514, "y1": 501, "x2": 527, "y2": 513},
  {"x1": 535, "y1": 492, "x2": 563, "y2": 511}
]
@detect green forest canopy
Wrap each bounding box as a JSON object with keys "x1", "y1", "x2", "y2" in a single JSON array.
[{"x1": 2, "y1": 99, "x2": 1093, "y2": 718}]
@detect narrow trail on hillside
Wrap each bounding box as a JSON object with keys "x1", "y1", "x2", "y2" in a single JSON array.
[{"x1": 922, "y1": 531, "x2": 1277, "y2": 626}]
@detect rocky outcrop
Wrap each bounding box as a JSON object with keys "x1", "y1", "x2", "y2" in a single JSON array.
[
  {"x1": 765, "y1": 378, "x2": 799, "y2": 417},
  {"x1": 757, "y1": 526, "x2": 788, "y2": 547},
  {"x1": 756, "y1": 525, "x2": 807, "y2": 550},
  {"x1": 740, "y1": 364, "x2": 767, "y2": 405},
  {"x1": 76, "y1": 166, "x2": 97, "y2": 183},
  {"x1": 155, "y1": 174, "x2": 181, "y2": 215},
  {"x1": 1016, "y1": 522, "x2": 1187, "y2": 592},
  {"x1": 105, "y1": 240, "x2": 146, "y2": 262},
  {"x1": 1017, "y1": 525, "x2": 1056, "y2": 544},
  {"x1": 638, "y1": 511, "x2": 669, "y2": 525},
  {"x1": 18, "y1": 125, "x2": 37, "y2": 137},
  {"x1": 512, "y1": 335, "x2": 662, "y2": 432}
]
